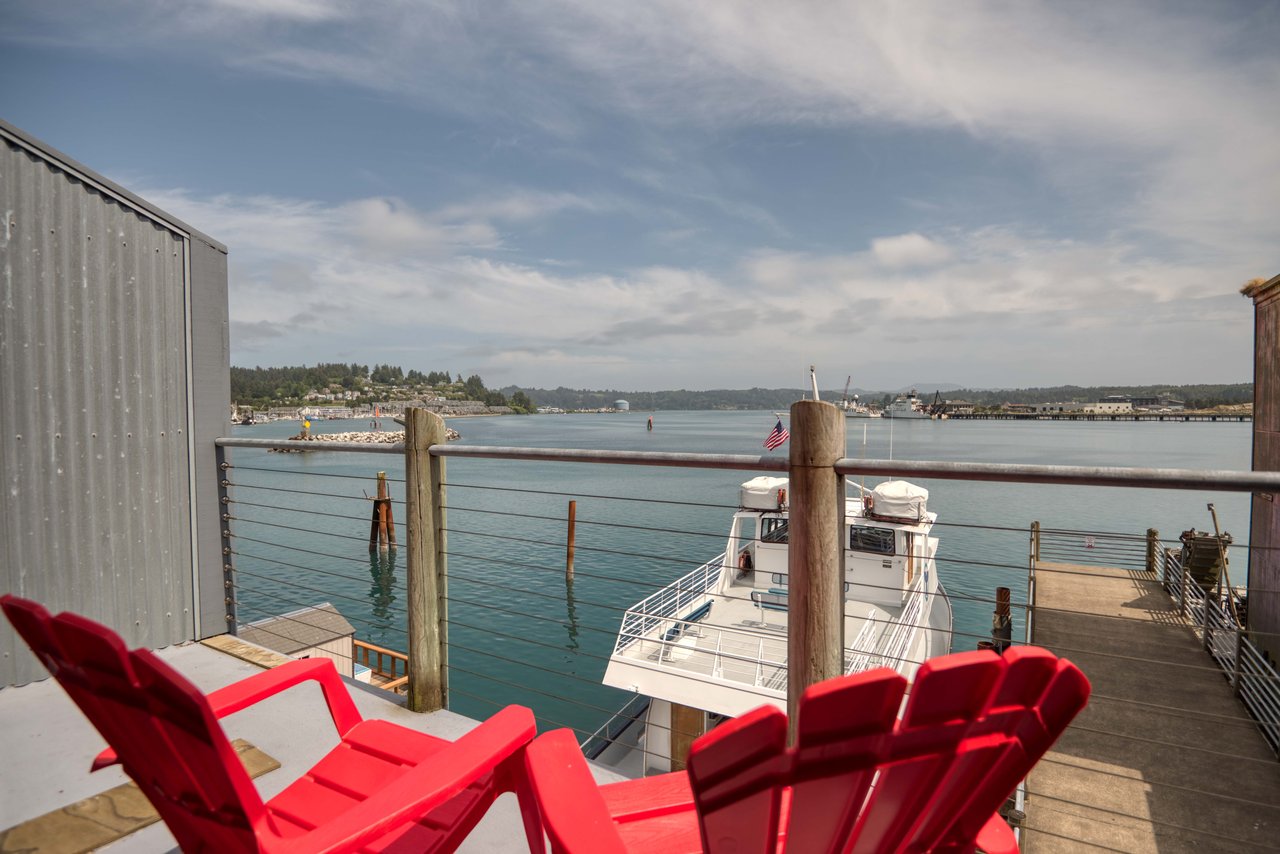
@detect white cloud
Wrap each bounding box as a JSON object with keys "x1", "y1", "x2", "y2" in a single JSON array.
[
  {"x1": 139, "y1": 185, "x2": 1253, "y2": 389},
  {"x1": 870, "y1": 233, "x2": 951, "y2": 268},
  {"x1": 10, "y1": 2, "x2": 1276, "y2": 258}
]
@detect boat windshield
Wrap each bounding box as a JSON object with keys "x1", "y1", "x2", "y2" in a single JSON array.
[
  {"x1": 761, "y1": 517, "x2": 789, "y2": 543},
  {"x1": 849, "y1": 525, "x2": 896, "y2": 555}
]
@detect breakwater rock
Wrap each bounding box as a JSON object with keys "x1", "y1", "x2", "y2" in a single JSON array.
[{"x1": 270, "y1": 428, "x2": 460, "y2": 452}]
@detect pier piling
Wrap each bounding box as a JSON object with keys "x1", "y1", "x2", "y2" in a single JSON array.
[
  {"x1": 405, "y1": 408, "x2": 447, "y2": 713},
  {"x1": 786, "y1": 399, "x2": 846, "y2": 739},
  {"x1": 565, "y1": 500, "x2": 576, "y2": 582},
  {"x1": 992, "y1": 587, "x2": 1012, "y2": 653}
]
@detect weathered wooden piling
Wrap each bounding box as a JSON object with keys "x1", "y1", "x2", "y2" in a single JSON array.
[
  {"x1": 565, "y1": 500, "x2": 576, "y2": 582},
  {"x1": 786, "y1": 399, "x2": 845, "y2": 738},
  {"x1": 405, "y1": 408, "x2": 447, "y2": 713},
  {"x1": 368, "y1": 471, "x2": 397, "y2": 552},
  {"x1": 992, "y1": 586, "x2": 1012, "y2": 652}
]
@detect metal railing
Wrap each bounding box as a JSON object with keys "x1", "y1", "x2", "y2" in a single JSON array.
[
  {"x1": 211, "y1": 424, "x2": 1280, "y2": 851},
  {"x1": 614, "y1": 556, "x2": 724, "y2": 655},
  {"x1": 1158, "y1": 548, "x2": 1280, "y2": 755}
]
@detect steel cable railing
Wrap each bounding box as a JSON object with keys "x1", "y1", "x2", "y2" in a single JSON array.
[{"x1": 212, "y1": 437, "x2": 1280, "y2": 852}]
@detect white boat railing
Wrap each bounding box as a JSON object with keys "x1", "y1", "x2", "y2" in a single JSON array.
[
  {"x1": 869, "y1": 578, "x2": 928, "y2": 675},
  {"x1": 844, "y1": 608, "x2": 883, "y2": 675},
  {"x1": 614, "y1": 555, "x2": 725, "y2": 654}
]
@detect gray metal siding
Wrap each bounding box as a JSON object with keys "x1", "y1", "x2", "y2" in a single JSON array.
[
  {"x1": 190, "y1": 236, "x2": 232, "y2": 639},
  {"x1": 2, "y1": 134, "x2": 197, "y2": 686}
]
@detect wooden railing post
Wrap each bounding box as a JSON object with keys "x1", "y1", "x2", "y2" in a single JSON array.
[
  {"x1": 787, "y1": 400, "x2": 846, "y2": 738},
  {"x1": 1030, "y1": 521, "x2": 1040, "y2": 564},
  {"x1": 1146, "y1": 528, "x2": 1159, "y2": 572},
  {"x1": 405, "y1": 407, "x2": 447, "y2": 712}
]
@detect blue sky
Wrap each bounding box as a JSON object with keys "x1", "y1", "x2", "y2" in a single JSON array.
[{"x1": 3, "y1": 1, "x2": 1276, "y2": 391}]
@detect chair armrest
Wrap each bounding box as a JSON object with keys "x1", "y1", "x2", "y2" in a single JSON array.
[
  {"x1": 975, "y1": 812, "x2": 1018, "y2": 854},
  {"x1": 93, "y1": 658, "x2": 363, "y2": 771},
  {"x1": 270, "y1": 705, "x2": 538, "y2": 854},
  {"x1": 524, "y1": 729, "x2": 627, "y2": 854},
  {"x1": 207, "y1": 657, "x2": 364, "y2": 733}
]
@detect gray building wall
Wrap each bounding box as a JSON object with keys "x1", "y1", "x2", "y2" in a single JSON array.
[
  {"x1": 1, "y1": 121, "x2": 231, "y2": 686},
  {"x1": 1245, "y1": 274, "x2": 1280, "y2": 662}
]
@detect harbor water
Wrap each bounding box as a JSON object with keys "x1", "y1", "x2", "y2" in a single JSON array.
[{"x1": 228, "y1": 412, "x2": 1253, "y2": 735}]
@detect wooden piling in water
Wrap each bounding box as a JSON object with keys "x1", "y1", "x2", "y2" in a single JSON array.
[
  {"x1": 993, "y1": 586, "x2": 1012, "y2": 652},
  {"x1": 566, "y1": 500, "x2": 576, "y2": 582},
  {"x1": 369, "y1": 471, "x2": 398, "y2": 552}
]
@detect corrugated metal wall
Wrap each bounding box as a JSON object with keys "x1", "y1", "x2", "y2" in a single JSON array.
[
  {"x1": 1247, "y1": 276, "x2": 1279, "y2": 663},
  {"x1": 1, "y1": 126, "x2": 223, "y2": 686}
]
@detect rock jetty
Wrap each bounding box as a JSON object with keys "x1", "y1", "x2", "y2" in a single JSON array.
[{"x1": 270, "y1": 428, "x2": 460, "y2": 452}]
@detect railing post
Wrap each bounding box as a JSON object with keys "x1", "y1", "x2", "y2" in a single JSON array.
[
  {"x1": 216, "y1": 444, "x2": 237, "y2": 633},
  {"x1": 405, "y1": 407, "x2": 448, "y2": 712},
  {"x1": 1030, "y1": 521, "x2": 1041, "y2": 564},
  {"x1": 787, "y1": 400, "x2": 846, "y2": 738},
  {"x1": 1146, "y1": 527, "x2": 1159, "y2": 572}
]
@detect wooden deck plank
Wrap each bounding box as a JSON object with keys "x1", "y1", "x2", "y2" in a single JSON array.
[{"x1": 1026, "y1": 561, "x2": 1280, "y2": 853}]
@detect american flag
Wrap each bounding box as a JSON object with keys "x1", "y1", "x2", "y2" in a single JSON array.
[{"x1": 763, "y1": 419, "x2": 790, "y2": 450}]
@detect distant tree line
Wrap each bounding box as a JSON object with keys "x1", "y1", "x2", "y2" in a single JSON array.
[
  {"x1": 232, "y1": 367, "x2": 1249, "y2": 413},
  {"x1": 512, "y1": 383, "x2": 1253, "y2": 412},
  {"x1": 230, "y1": 363, "x2": 535, "y2": 413},
  {"x1": 938, "y1": 383, "x2": 1254, "y2": 410}
]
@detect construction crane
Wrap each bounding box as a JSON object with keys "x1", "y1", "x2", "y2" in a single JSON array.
[{"x1": 842, "y1": 376, "x2": 852, "y2": 406}]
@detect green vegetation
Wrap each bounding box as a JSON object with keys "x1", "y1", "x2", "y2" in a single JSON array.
[
  {"x1": 231, "y1": 366, "x2": 1250, "y2": 414},
  {"x1": 939, "y1": 384, "x2": 1254, "y2": 411},
  {"x1": 230, "y1": 364, "x2": 534, "y2": 412},
  {"x1": 516, "y1": 383, "x2": 1252, "y2": 412}
]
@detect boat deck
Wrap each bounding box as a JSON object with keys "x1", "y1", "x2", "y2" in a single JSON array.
[
  {"x1": 1026, "y1": 561, "x2": 1280, "y2": 853},
  {"x1": 615, "y1": 573, "x2": 896, "y2": 693}
]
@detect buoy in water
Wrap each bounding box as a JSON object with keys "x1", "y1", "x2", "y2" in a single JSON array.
[{"x1": 647, "y1": 416, "x2": 653, "y2": 431}]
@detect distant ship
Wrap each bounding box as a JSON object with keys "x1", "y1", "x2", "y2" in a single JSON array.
[{"x1": 883, "y1": 389, "x2": 932, "y2": 419}]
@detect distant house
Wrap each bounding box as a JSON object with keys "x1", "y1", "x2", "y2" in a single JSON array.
[{"x1": 237, "y1": 603, "x2": 356, "y2": 677}]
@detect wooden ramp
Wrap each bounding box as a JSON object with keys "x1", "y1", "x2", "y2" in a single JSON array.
[{"x1": 1026, "y1": 561, "x2": 1280, "y2": 853}]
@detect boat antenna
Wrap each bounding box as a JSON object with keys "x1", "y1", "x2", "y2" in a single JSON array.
[
  {"x1": 860, "y1": 421, "x2": 868, "y2": 498},
  {"x1": 809, "y1": 365, "x2": 820, "y2": 401}
]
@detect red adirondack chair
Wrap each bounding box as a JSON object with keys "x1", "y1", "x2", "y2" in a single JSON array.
[
  {"x1": 525, "y1": 646, "x2": 1090, "y2": 854},
  {"x1": 2, "y1": 594, "x2": 543, "y2": 853}
]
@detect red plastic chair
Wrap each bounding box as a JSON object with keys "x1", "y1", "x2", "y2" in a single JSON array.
[
  {"x1": 525, "y1": 646, "x2": 1090, "y2": 854},
  {"x1": 2, "y1": 594, "x2": 543, "y2": 853}
]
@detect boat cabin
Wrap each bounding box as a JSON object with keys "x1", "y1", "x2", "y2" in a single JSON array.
[{"x1": 730, "y1": 477, "x2": 936, "y2": 610}]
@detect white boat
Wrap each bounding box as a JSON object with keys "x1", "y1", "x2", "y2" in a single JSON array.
[
  {"x1": 883, "y1": 389, "x2": 933, "y2": 419},
  {"x1": 840, "y1": 395, "x2": 881, "y2": 418},
  {"x1": 598, "y1": 476, "x2": 953, "y2": 777}
]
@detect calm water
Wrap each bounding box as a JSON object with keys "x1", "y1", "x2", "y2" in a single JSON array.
[{"x1": 229, "y1": 412, "x2": 1252, "y2": 734}]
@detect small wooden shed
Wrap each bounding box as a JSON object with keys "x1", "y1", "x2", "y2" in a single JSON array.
[{"x1": 238, "y1": 603, "x2": 356, "y2": 677}]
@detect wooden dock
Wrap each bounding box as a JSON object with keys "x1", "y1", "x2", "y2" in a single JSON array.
[{"x1": 1025, "y1": 562, "x2": 1280, "y2": 852}]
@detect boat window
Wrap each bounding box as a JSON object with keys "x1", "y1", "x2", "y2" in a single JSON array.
[
  {"x1": 849, "y1": 525, "x2": 896, "y2": 555},
  {"x1": 761, "y1": 517, "x2": 789, "y2": 544},
  {"x1": 771, "y1": 573, "x2": 788, "y2": 588}
]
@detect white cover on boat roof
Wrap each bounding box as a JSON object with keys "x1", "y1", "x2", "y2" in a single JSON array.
[
  {"x1": 740, "y1": 476, "x2": 788, "y2": 509},
  {"x1": 870, "y1": 480, "x2": 928, "y2": 521}
]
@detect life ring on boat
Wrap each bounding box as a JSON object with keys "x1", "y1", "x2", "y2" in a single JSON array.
[{"x1": 777, "y1": 487, "x2": 787, "y2": 506}]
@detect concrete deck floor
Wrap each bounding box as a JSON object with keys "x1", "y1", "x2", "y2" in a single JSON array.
[
  {"x1": 1026, "y1": 561, "x2": 1280, "y2": 853},
  {"x1": 0, "y1": 639, "x2": 626, "y2": 852}
]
